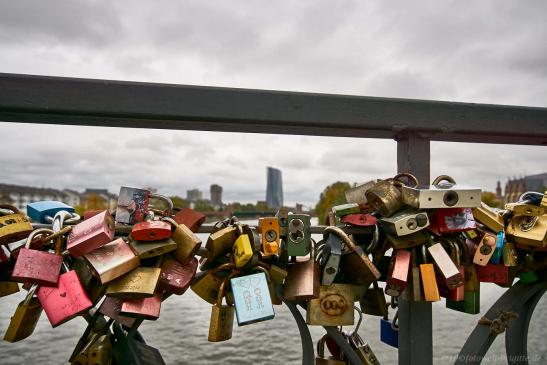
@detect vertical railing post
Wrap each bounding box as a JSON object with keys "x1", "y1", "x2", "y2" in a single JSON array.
[{"x1": 396, "y1": 133, "x2": 432, "y2": 365}]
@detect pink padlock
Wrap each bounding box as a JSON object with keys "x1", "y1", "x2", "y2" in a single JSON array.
[
  {"x1": 120, "y1": 290, "x2": 163, "y2": 320},
  {"x1": 67, "y1": 210, "x2": 115, "y2": 258}
]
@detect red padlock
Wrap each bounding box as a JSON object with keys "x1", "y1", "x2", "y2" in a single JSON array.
[
  {"x1": 476, "y1": 264, "x2": 514, "y2": 286},
  {"x1": 340, "y1": 213, "x2": 378, "y2": 227},
  {"x1": 98, "y1": 297, "x2": 136, "y2": 328},
  {"x1": 173, "y1": 208, "x2": 206, "y2": 233},
  {"x1": 11, "y1": 228, "x2": 63, "y2": 286},
  {"x1": 385, "y1": 249, "x2": 411, "y2": 297},
  {"x1": 159, "y1": 255, "x2": 198, "y2": 295},
  {"x1": 67, "y1": 210, "x2": 115, "y2": 257},
  {"x1": 131, "y1": 220, "x2": 172, "y2": 241},
  {"x1": 431, "y1": 208, "x2": 476, "y2": 234},
  {"x1": 120, "y1": 290, "x2": 163, "y2": 320},
  {"x1": 37, "y1": 264, "x2": 92, "y2": 327}
]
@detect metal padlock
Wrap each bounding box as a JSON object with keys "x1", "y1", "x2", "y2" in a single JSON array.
[
  {"x1": 436, "y1": 242, "x2": 464, "y2": 301},
  {"x1": 379, "y1": 209, "x2": 429, "y2": 236},
  {"x1": 366, "y1": 173, "x2": 419, "y2": 217},
  {"x1": 129, "y1": 237, "x2": 177, "y2": 259},
  {"x1": 420, "y1": 245, "x2": 440, "y2": 302},
  {"x1": 112, "y1": 322, "x2": 167, "y2": 365},
  {"x1": 360, "y1": 281, "x2": 388, "y2": 316},
  {"x1": 84, "y1": 238, "x2": 140, "y2": 284},
  {"x1": 259, "y1": 217, "x2": 281, "y2": 256},
  {"x1": 0, "y1": 205, "x2": 33, "y2": 245},
  {"x1": 69, "y1": 311, "x2": 112, "y2": 363},
  {"x1": 344, "y1": 179, "x2": 381, "y2": 205},
  {"x1": 120, "y1": 290, "x2": 163, "y2": 320},
  {"x1": 345, "y1": 306, "x2": 381, "y2": 365},
  {"x1": 231, "y1": 267, "x2": 275, "y2": 326},
  {"x1": 67, "y1": 209, "x2": 115, "y2": 257},
  {"x1": 37, "y1": 262, "x2": 93, "y2": 327},
  {"x1": 447, "y1": 238, "x2": 480, "y2": 314},
  {"x1": 208, "y1": 273, "x2": 236, "y2": 342},
  {"x1": 283, "y1": 247, "x2": 320, "y2": 301},
  {"x1": 505, "y1": 202, "x2": 545, "y2": 216},
  {"x1": 472, "y1": 202, "x2": 505, "y2": 232},
  {"x1": 502, "y1": 242, "x2": 519, "y2": 267},
  {"x1": 506, "y1": 214, "x2": 547, "y2": 247},
  {"x1": 159, "y1": 255, "x2": 197, "y2": 295},
  {"x1": 115, "y1": 186, "x2": 150, "y2": 224},
  {"x1": 73, "y1": 258, "x2": 107, "y2": 305},
  {"x1": 287, "y1": 213, "x2": 311, "y2": 256},
  {"x1": 98, "y1": 297, "x2": 136, "y2": 328},
  {"x1": 316, "y1": 335, "x2": 346, "y2": 365},
  {"x1": 473, "y1": 232, "x2": 497, "y2": 266},
  {"x1": 0, "y1": 281, "x2": 20, "y2": 297},
  {"x1": 11, "y1": 228, "x2": 63, "y2": 286},
  {"x1": 206, "y1": 225, "x2": 238, "y2": 261},
  {"x1": 106, "y1": 265, "x2": 161, "y2": 299},
  {"x1": 431, "y1": 207, "x2": 476, "y2": 234},
  {"x1": 73, "y1": 333, "x2": 113, "y2": 365},
  {"x1": 319, "y1": 231, "x2": 343, "y2": 286},
  {"x1": 131, "y1": 220, "x2": 172, "y2": 242},
  {"x1": 428, "y1": 242, "x2": 463, "y2": 289},
  {"x1": 408, "y1": 248, "x2": 423, "y2": 301},
  {"x1": 386, "y1": 230, "x2": 429, "y2": 250},
  {"x1": 385, "y1": 249, "x2": 411, "y2": 297},
  {"x1": 518, "y1": 253, "x2": 539, "y2": 283},
  {"x1": 341, "y1": 213, "x2": 378, "y2": 227},
  {"x1": 172, "y1": 207, "x2": 206, "y2": 232},
  {"x1": 191, "y1": 263, "x2": 233, "y2": 304},
  {"x1": 27, "y1": 200, "x2": 75, "y2": 223},
  {"x1": 275, "y1": 207, "x2": 290, "y2": 239},
  {"x1": 402, "y1": 175, "x2": 481, "y2": 209},
  {"x1": 233, "y1": 231, "x2": 254, "y2": 269},
  {"x1": 3, "y1": 284, "x2": 43, "y2": 342},
  {"x1": 476, "y1": 263, "x2": 514, "y2": 286},
  {"x1": 306, "y1": 283, "x2": 354, "y2": 326},
  {"x1": 380, "y1": 310, "x2": 399, "y2": 348},
  {"x1": 332, "y1": 203, "x2": 360, "y2": 217}
]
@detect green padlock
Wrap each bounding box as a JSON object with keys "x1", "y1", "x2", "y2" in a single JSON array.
[{"x1": 519, "y1": 254, "x2": 539, "y2": 283}]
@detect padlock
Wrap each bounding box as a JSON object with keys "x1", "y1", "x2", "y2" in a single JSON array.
[
  {"x1": 506, "y1": 214, "x2": 547, "y2": 247},
  {"x1": 473, "y1": 232, "x2": 497, "y2": 266},
  {"x1": 37, "y1": 262, "x2": 93, "y2": 327},
  {"x1": 386, "y1": 230, "x2": 429, "y2": 250},
  {"x1": 72, "y1": 257, "x2": 107, "y2": 305},
  {"x1": 436, "y1": 242, "x2": 464, "y2": 301},
  {"x1": 82, "y1": 209, "x2": 108, "y2": 220},
  {"x1": 518, "y1": 253, "x2": 539, "y2": 283},
  {"x1": 0, "y1": 205, "x2": 33, "y2": 245},
  {"x1": 206, "y1": 225, "x2": 238, "y2": 261},
  {"x1": 431, "y1": 207, "x2": 476, "y2": 234},
  {"x1": 385, "y1": 249, "x2": 411, "y2": 297},
  {"x1": 259, "y1": 217, "x2": 281, "y2": 256},
  {"x1": 420, "y1": 245, "x2": 440, "y2": 302},
  {"x1": 472, "y1": 202, "x2": 505, "y2": 232},
  {"x1": 345, "y1": 306, "x2": 381, "y2": 365},
  {"x1": 505, "y1": 202, "x2": 545, "y2": 216},
  {"x1": 287, "y1": 213, "x2": 311, "y2": 256},
  {"x1": 191, "y1": 263, "x2": 234, "y2": 304},
  {"x1": 98, "y1": 297, "x2": 136, "y2": 328},
  {"x1": 159, "y1": 255, "x2": 197, "y2": 295},
  {"x1": 26, "y1": 200, "x2": 75, "y2": 223},
  {"x1": 344, "y1": 179, "x2": 382, "y2": 205},
  {"x1": 115, "y1": 186, "x2": 150, "y2": 224},
  {"x1": 306, "y1": 283, "x2": 354, "y2": 326},
  {"x1": 11, "y1": 228, "x2": 64, "y2": 286},
  {"x1": 476, "y1": 263, "x2": 514, "y2": 286},
  {"x1": 490, "y1": 231, "x2": 505, "y2": 265},
  {"x1": 84, "y1": 238, "x2": 140, "y2": 284},
  {"x1": 3, "y1": 284, "x2": 43, "y2": 342},
  {"x1": 319, "y1": 230, "x2": 343, "y2": 286},
  {"x1": 131, "y1": 220, "x2": 172, "y2": 242},
  {"x1": 231, "y1": 267, "x2": 275, "y2": 325},
  {"x1": 120, "y1": 290, "x2": 163, "y2": 320},
  {"x1": 129, "y1": 237, "x2": 177, "y2": 259},
  {"x1": 69, "y1": 310, "x2": 112, "y2": 363},
  {"x1": 402, "y1": 175, "x2": 481, "y2": 209},
  {"x1": 106, "y1": 263, "x2": 161, "y2": 299},
  {"x1": 112, "y1": 322, "x2": 167, "y2": 365},
  {"x1": 502, "y1": 242, "x2": 519, "y2": 267},
  {"x1": 172, "y1": 207, "x2": 206, "y2": 232},
  {"x1": 0, "y1": 281, "x2": 19, "y2": 297},
  {"x1": 73, "y1": 333, "x2": 113, "y2": 365},
  {"x1": 447, "y1": 238, "x2": 480, "y2": 314},
  {"x1": 428, "y1": 242, "x2": 463, "y2": 289},
  {"x1": 380, "y1": 310, "x2": 399, "y2": 348},
  {"x1": 406, "y1": 248, "x2": 422, "y2": 302},
  {"x1": 379, "y1": 209, "x2": 429, "y2": 236},
  {"x1": 67, "y1": 209, "x2": 115, "y2": 257},
  {"x1": 341, "y1": 213, "x2": 378, "y2": 227},
  {"x1": 208, "y1": 272, "x2": 236, "y2": 342},
  {"x1": 233, "y1": 231, "x2": 254, "y2": 269},
  {"x1": 328, "y1": 226, "x2": 380, "y2": 285},
  {"x1": 332, "y1": 203, "x2": 360, "y2": 217},
  {"x1": 283, "y1": 246, "x2": 320, "y2": 301},
  {"x1": 316, "y1": 334, "x2": 346, "y2": 365},
  {"x1": 275, "y1": 207, "x2": 290, "y2": 238},
  {"x1": 366, "y1": 173, "x2": 418, "y2": 217}
]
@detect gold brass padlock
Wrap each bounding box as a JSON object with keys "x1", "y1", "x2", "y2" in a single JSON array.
[
  {"x1": 206, "y1": 225, "x2": 238, "y2": 261},
  {"x1": 365, "y1": 173, "x2": 419, "y2": 217},
  {"x1": 472, "y1": 202, "x2": 505, "y2": 233},
  {"x1": 307, "y1": 284, "x2": 354, "y2": 326},
  {"x1": 105, "y1": 266, "x2": 161, "y2": 299},
  {"x1": 191, "y1": 263, "x2": 234, "y2": 304},
  {"x1": 0, "y1": 281, "x2": 20, "y2": 298},
  {"x1": 4, "y1": 285, "x2": 43, "y2": 342},
  {"x1": 163, "y1": 217, "x2": 202, "y2": 264},
  {"x1": 208, "y1": 272, "x2": 236, "y2": 342},
  {"x1": 129, "y1": 237, "x2": 177, "y2": 259},
  {"x1": 506, "y1": 215, "x2": 547, "y2": 248},
  {"x1": 0, "y1": 205, "x2": 33, "y2": 245}
]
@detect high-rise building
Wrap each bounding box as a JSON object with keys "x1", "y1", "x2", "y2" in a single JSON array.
[
  {"x1": 186, "y1": 189, "x2": 203, "y2": 202},
  {"x1": 266, "y1": 167, "x2": 283, "y2": 209},
  {"x1": 210, "y1": 184, "x2": 223, "y2": 207}
]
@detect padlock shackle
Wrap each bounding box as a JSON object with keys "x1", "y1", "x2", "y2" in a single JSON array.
[
  {"x1": 216, "y1": 270, "x2": 238, "y2": 306},
  {"x1": 431, "y1": 174, "x2": 456, "y2": 187},
  {"x1": 348, "y1": 305, "x2": 363, "y2": 337},
  {"x1": 0, "y1": 204, "x2": 22, "y2": 215},
  {"x1": 251, "y1": 265, "x2": 272, "y2": 283},
  {"x1": 316, "y1": 334, "x2": 328, "y2": 358},
  {"x1": 393, "y1": 173, "x2": 419, "y2": 188},
  {"x1": 149, "y1": 193, "x2": 174, "y2": 217},
  {"x1": 324, "y1": 226, "x2": 356, "y2": 251},
  {"x1": 24, "y1": 228, "x2": 54, "y2": 249}
]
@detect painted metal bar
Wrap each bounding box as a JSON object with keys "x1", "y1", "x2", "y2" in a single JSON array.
[
  {"x1": 397, "y1": 134, "x2": 432, "y2": 365},
  {"x1": 1, "y1": 73, "x2": 546, "y2": 145}
]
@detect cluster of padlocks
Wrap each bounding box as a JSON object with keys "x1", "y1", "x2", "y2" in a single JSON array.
[{"x1": 0, "y1": 176, "x2": 546, "y2": 364}]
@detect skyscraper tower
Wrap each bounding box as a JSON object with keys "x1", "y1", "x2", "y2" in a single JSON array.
[
  {"x1": 266, "y1": 167, "x2": 283, "y2": 209},
  {"x1": 210, "y1": 184, "x2": 223, "y2": 207}
]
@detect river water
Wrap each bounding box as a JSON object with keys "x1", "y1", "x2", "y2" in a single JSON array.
[{"x1": 1, "y1": 225, "x2": 547, "y2": 364}]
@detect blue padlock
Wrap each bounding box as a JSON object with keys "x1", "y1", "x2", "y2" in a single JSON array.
[
  {"x1": 230, "y1": 269, "x2": 275, "y2": 326},
  {"x1": 380, "y1": 311, "x2": 399, "y2": 348},
  {"x1": 489, "y1": 231, "x2": 505, "y2": 265},
  {"x1": 27, "y1": 201, "x2": 75, "y2": 223}
]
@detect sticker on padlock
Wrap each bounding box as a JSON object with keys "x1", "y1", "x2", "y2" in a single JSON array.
[{"x1": 115, "y1": 186, "x2": 150, "y2": 224}]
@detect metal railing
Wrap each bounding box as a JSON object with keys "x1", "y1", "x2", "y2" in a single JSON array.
[{"x1": 1, "y1": 73, "x2": 546, "y2": 365}]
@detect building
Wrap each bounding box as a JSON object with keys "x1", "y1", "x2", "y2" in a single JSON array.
[
  {"x1": 81, "y1": 188, "x2": 117, "y2": 210},
  {"x1": 502, "y1": 172, "x2": 547, "y2": 204},
  {"x1": 210, "y1": 184, "x2": 223, "y2": 208},
  {"x1": 266, "y1": 166, "x2": 283, "y2": 209},
  {"x1": 186, "y1": 189, "x2": 203, "y2": 202}
]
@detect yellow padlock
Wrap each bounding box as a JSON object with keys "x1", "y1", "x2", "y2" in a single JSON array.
[{"x1": 233, "y1": 234, "x2": 253, "y2": 268}]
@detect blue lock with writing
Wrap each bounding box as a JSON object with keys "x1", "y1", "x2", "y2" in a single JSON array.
[
  {"x1": 27, "y1": 201, "x2": 75, "y2": 223},
  {"x1": 380, "y1": 313, "x2": 399, "y2": 348},
  {"x1": 230, "y1": 270, "x2": 275, "y2": 326}
]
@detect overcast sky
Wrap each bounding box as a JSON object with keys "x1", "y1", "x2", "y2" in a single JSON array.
[{"x1": 0, "y1": 1, "x2": 546, "y2": 208}]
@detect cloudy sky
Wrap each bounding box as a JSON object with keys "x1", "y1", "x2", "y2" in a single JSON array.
[{"x1": 0, "y1": 1, "x2": 546, "y2": 208}]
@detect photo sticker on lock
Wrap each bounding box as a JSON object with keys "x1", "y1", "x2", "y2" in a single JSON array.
[{"x1": 116, "y1": 187, "x2": 150, "y2": 224}]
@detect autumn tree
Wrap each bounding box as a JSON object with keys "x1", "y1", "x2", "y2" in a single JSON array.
[
  {"x1": 315, "y1": 181, "x2": 351, "y2": 224},
  {"x1": 481, "y1": 191, "x2": 501, "y2": 208}
]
